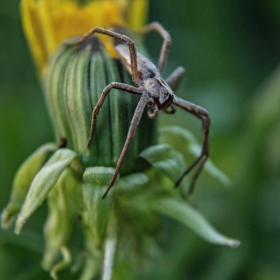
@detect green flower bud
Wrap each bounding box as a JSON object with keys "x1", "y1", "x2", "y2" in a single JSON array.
[{"x1": 44, "y1": 36, "x2": 157, "y2": 172}]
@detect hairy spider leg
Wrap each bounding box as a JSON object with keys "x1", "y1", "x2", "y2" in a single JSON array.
[
  {"x1": 87, "y1": 82, "x2": 141, "y2": 147},
  {"x1": 166, "y1": 66, "x2": 185, "y2": 91},
  {"x1": 75, "y1": 27, "x2": 140, "y2": 84},
  {"x1": 140, "y1": 22, "x2": 171, "y2": 74},
  {"x1": 102, "y1": 96, "x2": 148, "y2": 198},
  {"x1": 173, "y1": 96, "x2": 210, "y2": 193}
]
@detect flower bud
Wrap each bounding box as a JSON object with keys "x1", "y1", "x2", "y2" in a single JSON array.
[{"x1": 44, "y1": 35, "x2": 157, "y2": 172}]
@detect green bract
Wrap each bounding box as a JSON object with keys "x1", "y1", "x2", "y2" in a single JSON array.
[
  {"x1": 1, "y1": 35, "x2": 239, "y2": 279},
  {"x1": 44, "y1": 36, "x2": 157, "y2": 172}
]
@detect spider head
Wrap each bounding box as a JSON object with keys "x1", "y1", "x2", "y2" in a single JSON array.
[{"x1": 143, "y1": 71, "x2": 174, "y2": 108}]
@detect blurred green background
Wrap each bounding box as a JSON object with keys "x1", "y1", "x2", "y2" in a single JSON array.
[{"x1": 1, "y1": 0, "x2": 280, "y2": 279}]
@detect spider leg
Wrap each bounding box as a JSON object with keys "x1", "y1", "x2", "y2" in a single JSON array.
[
  {"x1": 140, "y1": 22, "x2": 171, "y2": 74},
  {"x1": 87, "y1": 82, "x2": 141, "y2": 147},
  {"x1": 75, "y1": 27, "x2": 139, "y2": 83},
  {"x1": 102, "y1": 96, "x2": 148, "y2": 198},
  {"x1": 164, "y1": 104, "x2": 176, "y2": 114},
  {"x1": 166, "y1": 67, "x2": 185, "y2": 91},
  {"x1": 148, "y1": 105, "x2": 159, "y2": 118},
  {"x1": 173, "y1": 96, "x2": 210, "y2": 193}
]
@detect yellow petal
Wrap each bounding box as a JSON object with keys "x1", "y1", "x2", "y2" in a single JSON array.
[
  {"x1": 21, "y1": 0, "x2": 49, "y2": 72},
  {"x1": 21, "y1": 0, "x2": 148, "y2": 74},
  {"x1": 128, "y1": 0, "x2": 148, "y2": 29}
]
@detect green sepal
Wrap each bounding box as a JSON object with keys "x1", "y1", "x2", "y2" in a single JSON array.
[
  {"x1": 44, "y1": 42, "x2": 78, "y2": 144},
  {"x1": 117, "y1": 196, "x2": 162, "y2": 238},
  {"x1": 50, "y1": 246, "x2": 71, "y2": 280},
  {"x1": 117, "y1": 173, "x2": 149, "y2": 196},
  {"x1": 79, "y1": 225, "x2": 102, "y2": 280},
  {"x1": 102, "y1": 213, "x2": 117, "y2": 280},
  {"x1": 64, "y1": 46, "x2": 92, "y2": 157},
  {"x1": 1, "y1": 143, "x2": 56, "y2": 229},
  {"x1": 116, "y1": 171, "x2": 163, "y2": 237},
  {"x1": 189, "y1": 144, "x2": 231, "y2": 187},
  {"x1": 88, "y1": 50, "x2": 112, "y2": 167},
  {"x1": 159, "y1": 125, "x2": 231, "y2": 187},
  {"x1": 154, "y1": 197, "x2": 240, "y2": 247},
  {"x1": 101, "y1": 49, "x2": 126, "y2": 168},
  {"x1": 15, "y1": 148, "x2": 81, "y2": 234},
  {"x1": 42, "y1": 169, "x2": 75, "y2": 272},
  {"x1": 83, "y1": 167, "x2": 115, "y2": 247},
  {"x1": 139, "y1": 144, "x2": 187, "y2": 186}
]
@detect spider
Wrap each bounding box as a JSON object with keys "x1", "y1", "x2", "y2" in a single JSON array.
[{"x1": 75, "y1": 22, "x2": 210, "y2": 198}]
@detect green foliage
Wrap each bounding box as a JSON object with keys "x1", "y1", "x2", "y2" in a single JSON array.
[
  {"x1": 1, "y1": 0, "x2": 280, "y2": 279},
  {"x1": 15, "y1": 148, "x2": 81, "y2": 234},
  {"x1": 1, "y1": 143, "x2": 56, "y2": 228}
]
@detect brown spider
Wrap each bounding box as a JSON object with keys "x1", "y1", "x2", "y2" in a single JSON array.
[{"x1": 75, "y1": 22, "x2": 210, "y2": 198}]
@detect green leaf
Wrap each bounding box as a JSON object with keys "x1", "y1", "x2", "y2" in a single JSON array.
[
  {"x1": 42, "y1": 169, "x2": 74, "y2": 272},
  {"x1": 15, "y1": 148, "x2": 80, "y2": 234},
  {"x1": 139, "y1": 144, "x2": 186, "y2": 184},
  {"x1": 79, "y1": 225, "x2": 102, "y2": 280},
  {"x1": 116, "y1": 172, "x2": 165, "y2": 236},
  {"x1": 189, "y1": 144, "x2": 231, "y2": 187},
  {"x1": 159, "y1": 125, "x2": 197, "y2": 147},
  {"x1": 154, "y1": 198, "x2": 240, "y2": 247},
  {"x1": 50, "y1": 246, "x2": 72, "y2": 280},
  {"x1": 83, "y1": 167, "x2": 115, "y2": 246},
  {"x1": 1, "y1": 143, "x2": 56, "y2": 229},
  {"x1": 102, "y1": 214, "x2": 117, "y2": 280},
  {"x1": 159, "y1": 126, "x2": 231, "y2": 187},
  {"x1": 117, "y1": 173, "x2": 149, "y2": 196}
]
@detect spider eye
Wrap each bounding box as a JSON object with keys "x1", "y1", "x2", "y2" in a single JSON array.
[{"x1": 149, "y1": 72, "x2": 155, "y2": 78}]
